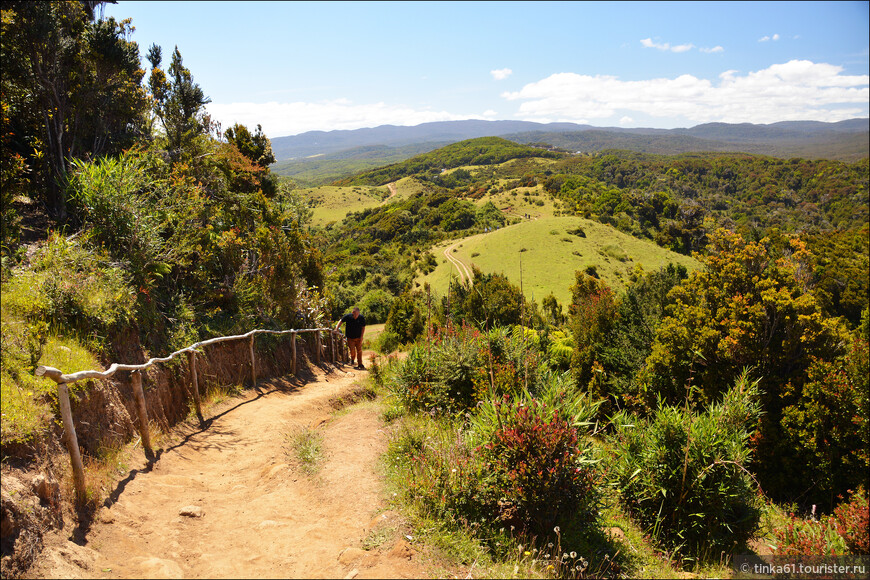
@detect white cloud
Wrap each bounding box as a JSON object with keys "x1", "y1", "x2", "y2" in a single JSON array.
[
  {"x1": 619, "y1": 116, "x2": 634, "y2": 125},
  {"x1": 491, "y1": 68, "x2": 513, "y2": 80},
  {"x1": 759, "y1": 33, "x2": 780, "y2": 42},
  {"x1": 641, "y1": 38, "x2": 695, "y2": 53},
  {"x1": 700, "y1": 46, "x2": 724, "y2": 53},
  {"x1": 207, "y1": 100, "x2": 472, "y2": 137},
  {"x1": 501, "y1": 60, "x2": 869, "y2": 126}
]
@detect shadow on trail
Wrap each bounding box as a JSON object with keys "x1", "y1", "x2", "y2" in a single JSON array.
[{"x1": 71, "y1": 364, "x2": 349, "y2": 545}]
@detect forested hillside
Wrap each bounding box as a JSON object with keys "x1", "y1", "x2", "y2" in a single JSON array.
[{"x1": 1, "y1": 2, "x2": 868, "y2": 578}]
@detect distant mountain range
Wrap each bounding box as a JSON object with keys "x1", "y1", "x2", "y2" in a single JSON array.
[{"x1": 270, "y1": 118, "x2": 869, "y2": 185}]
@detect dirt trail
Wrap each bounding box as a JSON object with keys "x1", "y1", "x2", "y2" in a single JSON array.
[
  {"x1": 31, "y1": 361, "x2": 433, "y2": 579},
  {"x1": 443, "y1": 238, "x2": 477, "y2": 286},
  {"x1": 383, "y1": 182, "x2": 399, "y2": 203}
]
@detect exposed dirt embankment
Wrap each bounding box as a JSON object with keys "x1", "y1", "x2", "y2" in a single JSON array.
[{"x1": 70, "y1": 330, "x2": 315, "y2": 456}]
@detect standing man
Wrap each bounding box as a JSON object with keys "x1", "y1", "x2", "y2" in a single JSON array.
[{"x1": 335, "y1": 307, "x2": 366, "y2": 369}]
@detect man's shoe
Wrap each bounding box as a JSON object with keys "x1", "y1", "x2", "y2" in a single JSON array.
[{"x1": 357, "y1": 364, "x2": 366, "y2": 370}]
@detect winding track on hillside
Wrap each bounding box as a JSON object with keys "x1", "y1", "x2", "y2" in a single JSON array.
[
  {"x1": 443, "y1": 239, "x2": 475, "y2": 285},
  {"x1": 383, "y1": 181, "x2": 399, "y2": 204}
]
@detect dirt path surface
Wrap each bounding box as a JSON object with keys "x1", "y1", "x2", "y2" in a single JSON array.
[
  {"x1": 30, "y1": 361, "x2": 435, "y2": 579},
  {"x1": 443, "y1": 238, "x2": 477, "y2": 286},
  {"x1": 383, "y1": 182, "x2": 399, "y2": 203}
]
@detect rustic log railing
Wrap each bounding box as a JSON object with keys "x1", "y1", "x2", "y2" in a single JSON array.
[{"x1": 35, "y1": 327, "x2": 350, "y2": 504}]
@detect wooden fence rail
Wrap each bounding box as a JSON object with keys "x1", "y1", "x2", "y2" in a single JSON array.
[{"x1": 35, "y1": 327, "x2": 349, "y2": 504}]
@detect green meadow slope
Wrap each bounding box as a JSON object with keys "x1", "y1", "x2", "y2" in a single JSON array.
[
  {"x1": 303, "y1": 178, "x2": 428, "y2": 226},
  {"x1": 298, "y1": 185, "x2": 384, "y2": 226},
  {"x1": 418, "y1": 216, "x2": 700, "y2": 307}
]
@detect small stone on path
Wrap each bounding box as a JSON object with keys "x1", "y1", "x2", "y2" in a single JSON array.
[
  {"x1": 389, "y1": 539, "x2": 414, "y2": 560},
  {"x1": 179, "y1": 505, "x2": 204, "y2": 518},
  {"x1": 338, "y1": 547, "x2": 366, "y2": 565}
]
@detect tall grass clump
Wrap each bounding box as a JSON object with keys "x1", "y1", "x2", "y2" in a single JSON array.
[
  {"x1": 286, "y1": 426, "x2": 325, "y2": 475},
  {"x1": 389, "y1": 323, "x2": 556, "y2": 415},
  {"x1": 67, "y1": 150, "x2": 173, "y2": 293},
  {"x1": 610, "y1": 370, "x2": 763, "y2": 562},
  {"x1": 390, "y1": 325, "x2": 485, "y2": 413}
]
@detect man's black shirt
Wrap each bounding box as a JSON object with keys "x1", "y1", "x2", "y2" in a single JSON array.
[{"x1": 340, "y1": 313, "x2": 366, "y2": 339}]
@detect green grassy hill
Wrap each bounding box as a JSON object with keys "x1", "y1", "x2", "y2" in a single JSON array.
[
  {"x1": 303, "y1": 178, "x2": 431, "y2": 226},
  {"x1": 301, "y1": 185, "x2": 388, "y2": 226},
  {"x1": 418, "y1": 216, "x2": 700, "y2": 307},
  {"x1": 337, "y1": 137, "x2": 564, "y2": 186}
]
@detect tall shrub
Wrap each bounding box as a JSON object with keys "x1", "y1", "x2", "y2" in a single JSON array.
[
  {"x1": 67, "y1": 150, "x2": 171, "y2": 292},
  {"x1": 781, "y1": 317, "x2": 869, "y2": 508},
  {"x1": 474, "y1": 395, "x2": 600, "y2": 533},
  {"x1": 611, "y1": 370, "x2": 763, "y2": 561}
]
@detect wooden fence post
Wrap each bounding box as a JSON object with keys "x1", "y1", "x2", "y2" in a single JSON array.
[
  {"x1": 249, "y1": 334, "x2": 256, "y2": 387},
  {"x1": 130, "y1": 370, "x2": 153, "y2": 458},
  {"x1": 330, "y1": 332, "x2": 335, "y2": 364},
  {"x1": 291, "y1": 332, "x2": 297, "y2": 375},
  {"x1": 57, "y1": 383, "x2": 87, "y2": 504},
  {"x1": 315, "y1": 331, "x2": 321, "y2": 364},
  {"x1": 186, "y1": 351, "x2": 205, "y2": 424}
]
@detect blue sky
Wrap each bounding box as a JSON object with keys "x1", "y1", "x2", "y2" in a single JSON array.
[{"x1": 105, "y1": 1, "x2": 869, "y2": 138}]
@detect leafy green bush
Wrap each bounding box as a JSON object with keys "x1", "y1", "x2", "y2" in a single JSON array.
[
  {"x1": 432, "y1": 326, "x2": 485, "y2": 410},
  {"x1": 388, "y1": 325, "x2": 486, "y2": 412},
  {"x1": 392, "y1": 383, "x2": 602, "y2": 538},
  {"x1": 374, "y1": 329, "x2": 402, "y2": 354},
  {"x1": 390, "y1": 345, "x2": 434, "y2": 410},
  {"x1": 611, "y1": 370, "x2": 763, "y2": 561},
  {"x1": 388, "y1": 324, "x2": 556, "y2": 413},
  {"x1": 359, "y1": 288, "x2": 394, "y2": 324},
  {"x1": 444, "y1": 269, "x2": 526, "y2": 330},
  {"x1": 382, "y1": 290, "x2": 425, "y2": 347},
  {"x1": 473, "y1": 393, "x2": 601, "y2": 533},
  {"x1": 2, "y1": 232, "x2": 135, "y2": 343},
  {"x1": 67, "y1": 150, "x2": 172, "y2": 292}
]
